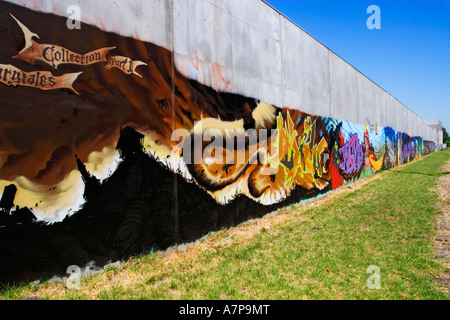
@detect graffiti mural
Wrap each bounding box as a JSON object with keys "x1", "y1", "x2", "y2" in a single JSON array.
[
  {"x1": 0, "y1": 2, "x2": 436, "y2": 284},
  {"x1": 339, "y1": 133, "x2": 365, "y2": 179}
]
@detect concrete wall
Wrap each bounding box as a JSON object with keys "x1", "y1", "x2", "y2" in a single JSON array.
[
  {"x1": 6, "y1": 0, "x2": 439, "y2": 144},
  {"x1": 1, "y1": 0, "x2": 443, "y2": 283}
]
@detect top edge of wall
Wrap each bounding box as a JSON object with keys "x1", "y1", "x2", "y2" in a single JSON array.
[
  {"x1": 4, "y1": 0, "x2": 438, "y2": 137},
  {"x1": 260, "y1": 0, "x2": 428, "y2": 125}
]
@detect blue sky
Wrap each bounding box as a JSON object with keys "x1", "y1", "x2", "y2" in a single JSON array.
[{"x1": 264, "y1": 0, "x2": 450, "y2": 132}]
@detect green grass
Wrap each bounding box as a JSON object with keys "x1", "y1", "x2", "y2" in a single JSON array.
[{"x1": 1, "y1": 148, "x2": 449, "y2": 300}]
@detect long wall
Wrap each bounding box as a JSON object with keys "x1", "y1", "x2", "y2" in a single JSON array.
[
  {"x1": 0, "y1": 0, "x2": 440, "y2": 283},
  {"x1": 6, "y1": 0, "x2": 439, "y2": 143}
]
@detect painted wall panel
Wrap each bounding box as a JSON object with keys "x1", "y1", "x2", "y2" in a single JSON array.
[
  {"x1": 416, "y1": 117, "x2": 423, "y2": 140},
  {"x1": 173, "y1": 0, "x2": 233, "y2": 70},
  {"x1": 374, "y1": 85, "x2": 388, "y2": 128},
  {"x1": 280, "y1": 17, "x2": 331, "y2": 117},
  {"x1": 356, "y1": 74, "x2": 377, "y2": 126},
  {"x1": 230, "y1": 14, "x2": 281, "y2": 86},
  {"x1": 7, "y1": 0, "x2": 174, "y2": 50},
  {"x1": 229, "y1": 0, "x2": 281, "y2": 42},
  {"x1": 329, "y1": 52, "x2": 358, "y2": 124}
]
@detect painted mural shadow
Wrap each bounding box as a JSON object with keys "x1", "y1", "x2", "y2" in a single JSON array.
[{"x1": 0, "y1": 127, "x2": 332, "y2": 286}]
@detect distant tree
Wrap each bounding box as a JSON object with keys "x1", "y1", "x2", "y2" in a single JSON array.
[{"x1": 443, "y1": 127, "x2": 450, "y2": 146}]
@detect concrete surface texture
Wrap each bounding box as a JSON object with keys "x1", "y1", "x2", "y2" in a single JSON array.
[{"x1": 6, "y1": 0, "x2": 441, "y2": 144}]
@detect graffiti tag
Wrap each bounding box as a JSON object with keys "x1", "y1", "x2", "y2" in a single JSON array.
[
  {"x1": 269, "y1": 113, "x2": 328, "y2": 191},
  {"x1": 339, "y1": 133, "x2": 365, "y2": 177}
]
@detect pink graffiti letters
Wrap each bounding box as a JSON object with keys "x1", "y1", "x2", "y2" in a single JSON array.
[{"x1": 339, "y1": 133, "x2": 365, "y2": 176}]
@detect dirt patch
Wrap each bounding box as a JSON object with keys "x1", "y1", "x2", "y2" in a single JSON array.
[{"x1": 432, "y1": 160, "x2": 450, "y2": 294}]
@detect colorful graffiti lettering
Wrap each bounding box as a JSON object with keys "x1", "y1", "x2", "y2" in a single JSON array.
[
  {"x1": 339, "y1": 133, "x2": 365, "y2": 178},
  {"x1": 369, "y1": 152, "x2": 384, "y2": 171},
  {"x1": 269, "y1": 113, "x2": 328, "y2": 192}
]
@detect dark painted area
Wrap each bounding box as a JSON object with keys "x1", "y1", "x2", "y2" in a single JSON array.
[{"x1": 0, "y1": 127, "x2": 331, "y2": 284}]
